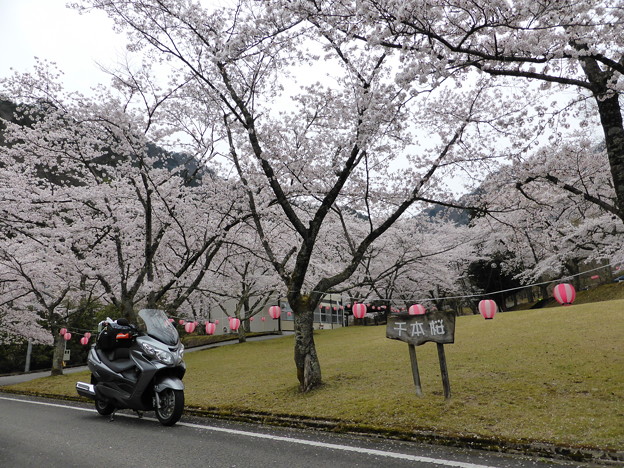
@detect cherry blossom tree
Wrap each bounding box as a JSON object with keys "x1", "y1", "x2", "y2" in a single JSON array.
[
  {"x1": 0, "y1": 245, "x2": 69, "y2": 351},
  {"x1": 470, "y1": 131, "x2": 623, "y2": 294},
  {"x1": 0, "y1": 203, "x2": 99, "y2": 373},
  {"x1": 201, "y1": 226, "x2": 283, "y2": 343},
  {"x1": 332, "y1": 217, "x2": 479, "y2": 314},
  {"x1": 74, "y1": 0, "x2": 513, "y2": 391},
  {"x1": 389, "y1": 219, "x2": 479, "y2": 313},
  {"x1": 302, "y1": 0, "x2": 624, "y2": 221},
  {"x1": 0, "y1": 63, "x2": 248, "y2": 328}
]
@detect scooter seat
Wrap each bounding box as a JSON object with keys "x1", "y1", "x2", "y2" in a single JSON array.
[{"x1": 96, "y1": 349, "x2": 135, "y2": 373}]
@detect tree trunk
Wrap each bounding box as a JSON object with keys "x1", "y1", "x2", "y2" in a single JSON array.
[
  {"x1": 593, "y1": 92, "x2": 624, "y2": 222},
  {"x1": 578, "y1": 54, "x2": 624, "y2": 222},
  {"x1": 237, "y1": 325, "x2": 247, "y2": 343},
  {"x1": 50, "y1": 333, "x2": 65, "y2": 376},
  {"x1": 120, "y1": 297, "x2": 137, "y2": 323},
  {"x1": 567, "y1": 260, "x2": 581, "y2": 291},
  {"x1": 292, "y1": 306, "x2": 322, "y2": 392}
]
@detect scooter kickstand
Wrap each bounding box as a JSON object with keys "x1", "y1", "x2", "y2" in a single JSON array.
[
  {"x1": 109, "y1": 410, "x2": 117, "y2": 422},
  {"x1": 135, "y1": 410, "x2": 144, "y2": 419}
]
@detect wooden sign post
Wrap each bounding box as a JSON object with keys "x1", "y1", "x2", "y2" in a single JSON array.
[{"x1": 386, "y1": 310, "x2": 455, "y2": 399}]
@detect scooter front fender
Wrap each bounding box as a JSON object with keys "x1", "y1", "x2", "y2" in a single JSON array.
[{"x1": 154, "y1": 375, "x2": 184, "y2": 392}]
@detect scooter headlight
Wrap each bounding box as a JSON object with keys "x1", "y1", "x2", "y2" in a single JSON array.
[
  {"x1": 139, "y1": 343, "x2": 156, "y2": 357},
  {"x1": 140, "y1": 341, "x2": 157, "y2": 357},
  {"x1": 140, "y1": 342, "x2": 174, "y2": 365},
  {"x1": 155, "y1": 350, "x2": 174, "y2": 365}
]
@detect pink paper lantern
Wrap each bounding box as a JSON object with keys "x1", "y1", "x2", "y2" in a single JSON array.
[
  {"x1": 59, "y1": 328, "x2": 67, "y2": 336},
  {"x1": 168, "y1": 318, "x2": 175, "y2": 323},
  {"x1": 408, "y1": 304, "x2": 426, "y2": 315},
  {"x1": 287, "y1": 311, "x2": 292, "y2": 316},
  {"x1": 478, "y1": 300, "x2": 498, "y2": 319},
  {"x1": 184, "y1": 322, "x2": 196, "y2": 333},
  {"x1": 352, "y1": 303, "x2": 367, "y2": 319},
  {"x1": 205, "y1": 322, "x2": 216, "y2": 335},
  {"x1": 553, "y1": 283, "x2": 576, "y2": 305},
  {"x1": 269, "y1": 305, "x2": 281, "y2": 319},
  {"x1": 590, "y1": 275, "x2": 600, "y2": 280},
  {"x1": 84, "y1": 332, "x2": 91, "y2": 340},
  {"x1": 250, "y1": 316, "x2": 254, "y2": 321},
  {"x1": 178, "y1": 319, "x2": 186, "y2": 325},
  {"x1": 63, "y1": 332, "x2": 72, "y2": 341},
  {"x1": 261, "y1": 317, "x2": 266, "y2": 321},
  {"x1": 80, "y1": 336, "x2": 89, "y2": 346},
  {"x1": 229, "y1": 317, "x2": 241, "y2": 331},
  {"x1": 215, "y1": 320, "x2": 219, "y2": 325}
]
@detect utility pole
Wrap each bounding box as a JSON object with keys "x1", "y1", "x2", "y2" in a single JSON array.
[{"x1": 24, "y1": 338, "x2": 32, "y2": 372}]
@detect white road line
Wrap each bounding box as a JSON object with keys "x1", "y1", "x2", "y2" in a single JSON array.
[
  {"x1": 0, "y1": 395, "x2": 497, "y2": 468},
  {"x1": 0, "y1": 395, "x2": 96, "y2": 412}
]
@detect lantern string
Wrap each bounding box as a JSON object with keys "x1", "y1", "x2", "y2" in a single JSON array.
[
  {"x1": 56, "y1": 326, "x2": 98, "y2": 336},
  {"x1": 305, "y1": 260, "x2": 623, "y2": 305},
  {"x1": 52, "y1": 261, "x2": 623, "y2": 339}
]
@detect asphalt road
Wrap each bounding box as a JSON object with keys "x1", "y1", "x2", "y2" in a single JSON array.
[{"x1": 0, "y1": 394, "x2": 595, "y2": 468}]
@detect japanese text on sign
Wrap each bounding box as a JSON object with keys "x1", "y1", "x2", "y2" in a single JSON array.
[{"x1": 386, "y1": 310, "x2": 456, "y2": 346}]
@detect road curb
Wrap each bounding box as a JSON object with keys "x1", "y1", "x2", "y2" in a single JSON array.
[{"x1": 180, "y1": 405, "x2": 624, "y2": 465}]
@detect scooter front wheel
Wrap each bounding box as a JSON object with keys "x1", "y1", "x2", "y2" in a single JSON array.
[
  {"x1": 155, "y1": 388, "x2": 184, "y2": 426},
  {"x1": 95, "y1": 398, "x2": 115, "y2": 416}
]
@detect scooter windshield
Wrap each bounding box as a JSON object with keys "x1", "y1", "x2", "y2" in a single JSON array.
[{"x1": 138, "y1": 309, "x2": 179, "y2": 346}]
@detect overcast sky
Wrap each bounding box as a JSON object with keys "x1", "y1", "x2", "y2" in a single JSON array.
[{"x1": 0, "y1": 0, "x2": 127, "y2": 93}]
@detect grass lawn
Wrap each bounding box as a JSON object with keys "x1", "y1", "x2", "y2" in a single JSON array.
[{"x1": 4, "y1": 299, "x2": 623, "y2": 453}]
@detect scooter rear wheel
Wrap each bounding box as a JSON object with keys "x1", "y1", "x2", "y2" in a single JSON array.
[
  {"x1": 95, "y1": 398, "x2": 115, "y2": 416},
  {"x1": 155, "y1": 388, "x2": 184, "y2": 426}
]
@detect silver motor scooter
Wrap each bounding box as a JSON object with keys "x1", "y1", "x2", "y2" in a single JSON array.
[{"x1": 76, "y1": 309, "x2": 186, "y2": 426}]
